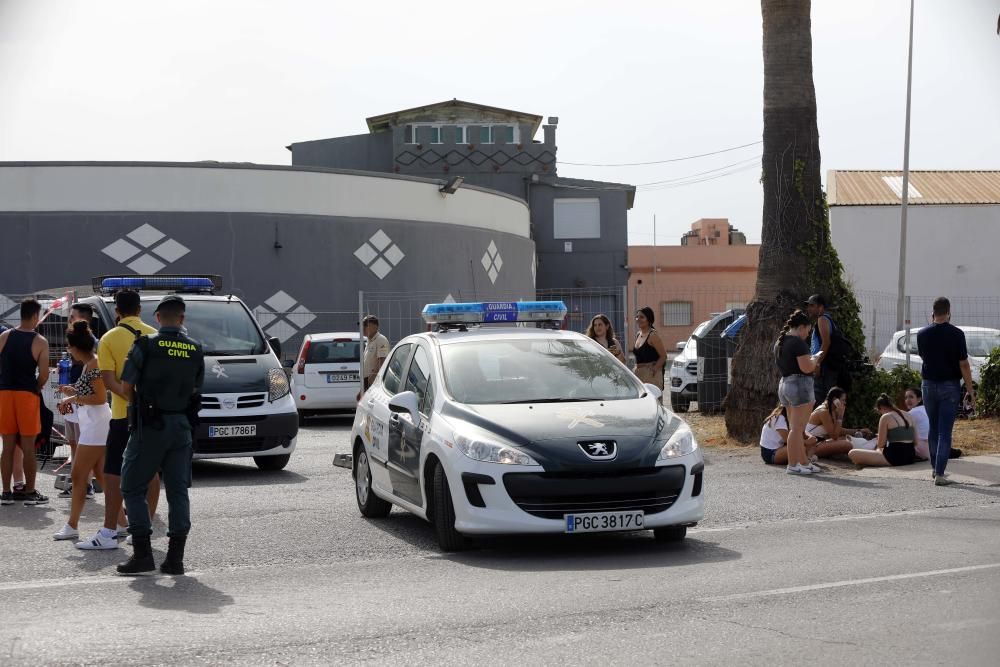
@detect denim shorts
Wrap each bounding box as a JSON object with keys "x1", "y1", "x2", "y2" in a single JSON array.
[{"x1": 778, "y1": 374, "x2": 814, "y2": 408}]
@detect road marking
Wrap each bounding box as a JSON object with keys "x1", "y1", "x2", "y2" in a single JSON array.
[
  {"x1": 0, "y1": 572, "x2": 204, "y2": 593},
  {"x1": 699, "y1": 562, "x2": 1000, "y2": 603}
]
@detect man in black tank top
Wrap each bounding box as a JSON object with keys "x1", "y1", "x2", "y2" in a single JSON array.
[{"x1": 0, "y1": 299, "x2": 51, "y2": 506}]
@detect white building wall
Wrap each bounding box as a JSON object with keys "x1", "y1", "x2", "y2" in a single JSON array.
[{"x1": 831, "y1": 204, "x2": 1000, "y2": 298}]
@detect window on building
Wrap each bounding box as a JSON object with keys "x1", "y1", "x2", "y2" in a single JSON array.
[
  {"x1": 478, "y1": 125, "x2": 517, "y2": 145},
  {"x1": 501, "y1": 125, "x2": 515, "y2": 143},
  {"x1": 428, "y1": 126, "x2": 441, "y2": 144},
  {"x1": 480, "y1": 126, "x2": 493, "y2": 144},
  {"x1": 553, "y1": 198, "x2": 601, "y2": 239},
  {"x1": 662, "y1": 302, "x2": 692, "y2": 327},
  {"x1": 454, "y1": 126, "x2": 465, "y2": 144},
  {"x1": 404, "y1": 125, "x2": 415, "y2": 144}
]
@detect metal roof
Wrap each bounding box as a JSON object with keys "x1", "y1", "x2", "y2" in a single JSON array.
[
  {"x1": 827, "y1": 170, "x2": 1000, "y2": 206},
  {"x1": 366, "y1": 99, "x2": 543, "y2": 135}
]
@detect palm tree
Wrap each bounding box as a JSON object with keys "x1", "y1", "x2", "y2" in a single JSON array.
[{"x1": 725, "y1": 0, "x2": 862, "y2": 440}]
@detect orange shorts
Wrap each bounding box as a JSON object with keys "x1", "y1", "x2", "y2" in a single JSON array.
[{"x1": 0, "y1": 390, "x2": 41, "y2": 436}]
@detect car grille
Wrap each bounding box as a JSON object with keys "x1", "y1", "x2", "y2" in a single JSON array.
[
  {"x1": 201, "y1": 394, "x2": 267, "y2": 410},
  {"x1": 195, "y1": 438, "x2": 273, "y2": 455},
  {"x1": 686, "y1": 361, "x2": 698, "y2": 376},
  {"x1": 503, "y1": 466, "x2": 685, "y2": 520}
]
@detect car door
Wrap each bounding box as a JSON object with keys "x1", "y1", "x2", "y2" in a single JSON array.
[
  {"x1": 366, "y1": 343, "x2": 412, "y2": 466},
  {"x1": 388, "y1": 344, "x2": 434, "y2": 506}
]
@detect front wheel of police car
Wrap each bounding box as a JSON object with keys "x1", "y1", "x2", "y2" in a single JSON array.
[{"x1": 431, "y1": 463, "x2": 468, "y2": 551}]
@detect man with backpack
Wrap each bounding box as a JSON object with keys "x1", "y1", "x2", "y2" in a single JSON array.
[
  {"x1": 805, "y1": 294, "x2": 847, "y2": 406},
  {"x1": 75, "y1": 290, "x2": 158, "y2": 550}
]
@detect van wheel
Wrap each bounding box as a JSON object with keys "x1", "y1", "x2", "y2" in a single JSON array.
[
  {"x1": 354, "y1": 443, "x2": 391, "y2": 518},
  {"x1": 254, "y1": 454, "x2": 290, "y2": 471},
  {"x1": 297, "y1": 411, "x2": 308, "y2": 427},
  {"x1": 670, "y1": 395, "x2": 690, "y2": 413},
  {"x1": 653, "y1": 526, "x2": 687, "y2": 542},
  {"x1": 431, "y1": 464, "x2": 467, "y2": 552}
]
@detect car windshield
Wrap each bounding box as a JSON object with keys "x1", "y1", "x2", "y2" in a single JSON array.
[
  {"x1": 139, "y1": 300, "x2": 267, "y2": 356},
  {"x1": 966, "y1": 331, "x2": 1000, "y2": 357},
  {"x1": 307, "y1": 340, "x2": 360, "y2": 363},
  {"x1": 440, "y1": 338, "x2": 643, "y2": 404}
]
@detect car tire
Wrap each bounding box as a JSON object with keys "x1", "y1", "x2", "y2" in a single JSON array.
[
  {"x1": 653, "y1": 525, "x2": 687, "y2": 542},
  {"x1": 431, "y1": 463, "x2": 467, "y2": 552},
  {"x1": 670, "y1": 395, "x2": 690, "y2": 413},
  {"x1": 354, "y1": 443, "x2": 391, "y2": 518},
  {"x1": 254, "y1": 454, "x2": 291, "y2": 471},
  {"x1": 297, "y1": 410, "x2": 308, "y2": 427}
]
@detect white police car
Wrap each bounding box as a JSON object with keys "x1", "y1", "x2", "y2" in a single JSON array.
[{"x1": 349, "y1": 301, "x2": 705, "y2": 551}]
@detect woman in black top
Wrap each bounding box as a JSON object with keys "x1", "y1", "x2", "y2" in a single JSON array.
[
  {"x1": 585, "y1": 314, "x2": 626, "y2": 363},
  {"x1": 632, "y1": 307, "x2": 666, "y2": 390},
  {"x1": 773, "y1": 309, "x2": 823, "y2": 475}
]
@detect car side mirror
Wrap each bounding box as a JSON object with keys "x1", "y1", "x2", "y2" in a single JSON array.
[
  {"x1": 388, "y1": 391, "x2": 421, "y2": 426},
  {"x1": 267, "y1": 336, "x2": 281, "y2": 359},
  {"x1": 643, "y1": 383, "x2": 663, "y2": 400}
]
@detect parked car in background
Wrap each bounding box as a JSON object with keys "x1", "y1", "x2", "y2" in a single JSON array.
[
  {"x1": 293, "y1": 332, "x2": 362, "y2": 423},
  {"x1": 668, "y1": 331, "x2": 701, "y2": 413},
  {"x1": 876, "y1": 326, "x2": 1000, "y2": 385}
]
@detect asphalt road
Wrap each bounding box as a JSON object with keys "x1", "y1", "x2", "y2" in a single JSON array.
[{"x1": 2, "y1": 415, "x2": 999, "y2": 666}]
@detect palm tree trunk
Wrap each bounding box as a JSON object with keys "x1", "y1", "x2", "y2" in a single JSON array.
[{"x1": 726, "y1": 0, "x2": 826, "y2": 440}]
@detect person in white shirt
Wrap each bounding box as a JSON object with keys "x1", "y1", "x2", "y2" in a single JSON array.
[
  {"x1": 358, "y1": 315, "x2": 390, "y2": 401},
  {"x1": 904, "y1": 387, "x2": 962, "y2": 461},
  {"x1": 760, "y1": 405, "x2": 819, "y2": 467}
]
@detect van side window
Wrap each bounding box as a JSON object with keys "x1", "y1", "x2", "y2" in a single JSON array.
[
  {"x1": 404, "y1": 346, "x2": 434, "y2": 414},
  {"x1": 382, "y1": 344, "x2": 411, "y2": 395}
]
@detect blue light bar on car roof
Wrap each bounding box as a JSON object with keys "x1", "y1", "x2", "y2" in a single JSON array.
[
  {"x1": 98, "y1": 276, "x2": 216, "y2": 294},
  {"x1": 422, "y1": 301, "x2": 568, "y2": 325}
]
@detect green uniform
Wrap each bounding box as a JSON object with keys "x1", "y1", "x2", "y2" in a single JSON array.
[{"x1": 120, "y1": 325, "x2": 204, "y2": 539}]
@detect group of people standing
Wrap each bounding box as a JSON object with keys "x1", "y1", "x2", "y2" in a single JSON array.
[
  {"x1": 769, "y1": 295, "x2": 974, "y2": 485},
  {"x1": 585, "y1": 307, "x2": 667, "y2": 389},
  {"x1": 0, "y1": 290, "x2": 205, "y2": 575}
]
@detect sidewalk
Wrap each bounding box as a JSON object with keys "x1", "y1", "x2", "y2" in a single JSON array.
[{"x1": 850, "y1": 455, "x2": 1000, "y2": 487}]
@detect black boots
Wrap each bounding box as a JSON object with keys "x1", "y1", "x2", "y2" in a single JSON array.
[
  {"x1": 116, "y1": 534, "x2": 155, "y2": 575},
  {"x1": 159, "y1": 535, "x2": 187, "y2": 575}
]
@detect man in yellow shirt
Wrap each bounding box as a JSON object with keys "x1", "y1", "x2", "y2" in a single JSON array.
[{"x1": 76, "y1": 290, "x2": 159, "y2": 550}]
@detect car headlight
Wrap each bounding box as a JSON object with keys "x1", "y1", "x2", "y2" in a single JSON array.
[
  {"x1": 672, "y1": 360, "x2": 684, "y2": 368},
  {"x1": 454, "y1": 433, "x2": 540, "y2": 466},
  {"x1": 267, "y1": 368, "x2": 290, "y2": 402},
  {"x1": 658, "y1": 424, "x2": 698, "y2": 460}
]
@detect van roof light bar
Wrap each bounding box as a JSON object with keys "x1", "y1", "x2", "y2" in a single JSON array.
[{"x1": 93, "y1": 275, "x2": 221, "y2": 295}]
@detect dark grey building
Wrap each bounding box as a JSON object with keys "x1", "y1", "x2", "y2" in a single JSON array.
[{"x1": 288, "y1": 100, "x2": 636, "y2": 293}]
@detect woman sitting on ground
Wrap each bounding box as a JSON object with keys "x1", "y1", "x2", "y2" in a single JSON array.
[
  {"x1": 848, "y1": 394, "x2": 917, "y2": 469},
  {"x1": 760, "y1": 404, "x2": 819, "y2": 466},
  {"x1": 806, "y1": 387, "x2": 872, "y2": 459}
]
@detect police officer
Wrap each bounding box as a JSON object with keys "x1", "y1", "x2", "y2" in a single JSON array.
[{"x1": 117, "y1": 295, "x2": 204, "y2": 575}]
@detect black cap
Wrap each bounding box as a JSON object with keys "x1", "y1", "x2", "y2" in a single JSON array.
[
  {"x1": 155, "y1": 295, "x2": 186, "y2": 313},
  {"x1": 804, "y1": 294, "x2": 827, "y2": 307}
]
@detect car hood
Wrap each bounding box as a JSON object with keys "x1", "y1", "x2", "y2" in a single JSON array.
[
  {"x1": 441, "y1": 398, "x2": 685, "y2": 472},
  {"x1": 201, "y1": 355, "x2": 280, "y2": 394}
]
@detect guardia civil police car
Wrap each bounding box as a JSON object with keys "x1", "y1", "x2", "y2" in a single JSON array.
[
  {"x1": 350, "y1": 301, "x2": 704, "y2": 551},
  {"x1": 76, "y1": 276, "x2": 298, "y2": 471}
]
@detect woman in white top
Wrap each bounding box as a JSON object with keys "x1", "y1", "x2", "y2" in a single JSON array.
[
  {"x1": 904, "y1": 388, "x2": 930, "y2": 460},
  {"x1": 760, "y1": 405, "x2": 819, "y2": 467},
  {"x1": 806, "y1": 387, "x2": 872, "y2": 460}
]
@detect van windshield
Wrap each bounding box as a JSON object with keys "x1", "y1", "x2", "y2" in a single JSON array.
[{"x1": 139, "y1": 300, "x2": 266, "y2": 356}]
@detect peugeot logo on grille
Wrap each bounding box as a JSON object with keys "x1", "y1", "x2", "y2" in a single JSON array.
[{"x1": 579, "y1": 441, "x2": 617, "y2": 461}]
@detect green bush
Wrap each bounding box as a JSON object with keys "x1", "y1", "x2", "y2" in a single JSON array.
[
  {"x1": 977, "y1": 347, "x2": 1000, "y2": 417},
  {"x1": 844, "y1": 365, "x2": 923, "y2": 431}
]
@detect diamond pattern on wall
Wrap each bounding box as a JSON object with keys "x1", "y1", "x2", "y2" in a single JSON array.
[{"x1": 354, "y1": 230, "x2": 405, "y2": 280}]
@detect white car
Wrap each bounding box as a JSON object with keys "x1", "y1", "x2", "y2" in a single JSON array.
[
  {"x1": 349, "y1": 301, "x2": 705, "y2": 551},
  {"x1": 668, "y1": 331, "x2": 701, "y2": 413},
  {"x1": 876, "y1": 326, "x2": 1000, "y2": 384},
  {"x1": 292, "y1": 332, "x2": 362, "y2": 422}
]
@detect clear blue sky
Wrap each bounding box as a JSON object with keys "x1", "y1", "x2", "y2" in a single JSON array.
[{"x1": 1, "y1": 0, "x2": 997, "y2": 245}]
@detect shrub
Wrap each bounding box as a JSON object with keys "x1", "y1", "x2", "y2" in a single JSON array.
[
  {"x1": 844, "y1": 364, "x2": 923, "y2": 431},
  {"x1": 977, "y1": 347, "x2": 1000, "y2": 417}
]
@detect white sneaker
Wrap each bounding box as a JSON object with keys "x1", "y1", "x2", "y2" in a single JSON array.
[
  {"x1": 53, "y1": 524, "x2": 80, "y2": 541},
  {"x1": 75, "y1": 531, "x2": 119, "y2": 550},
  {"x1": 805, "y1": 462, "x2": 822, "y2": 472},
  {"x1": 116, "y1": 525, "x2": 129, "y2": 538},
  {"x1": 786, "y1": 463, "x2": 813, "y2": 475},
  {"x1": 126, "y1": 534, "x2": 133, "y2": 545}
]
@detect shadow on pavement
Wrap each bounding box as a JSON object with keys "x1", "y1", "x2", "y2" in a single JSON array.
[
  {"x1": 191, "y1": 460, "x2": 308, "y2": 488},
  {"x1": 441, "y1": 533, "x2": 742, "y2": 572},
  {"x1": 0, "y1": 503, "x2": 57, "y2": 532},
  {"x1": 302, "y1": 415, "x2": 356, "y2": 429},
  {"x1": 130, "y1": 575, "x2": 235, "y2": 614},
  {"x1": 364, "y1": 511, "x2": 440, "y2": 551}
]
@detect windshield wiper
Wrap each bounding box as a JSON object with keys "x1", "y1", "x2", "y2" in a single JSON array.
[{"x1": 499, "y1": 397, "x2": 595, "y2": 404}]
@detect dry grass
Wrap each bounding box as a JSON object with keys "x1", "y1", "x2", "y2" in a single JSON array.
[{"x1": 686, "y1": 412, "x2": 1000, "y2": 456}]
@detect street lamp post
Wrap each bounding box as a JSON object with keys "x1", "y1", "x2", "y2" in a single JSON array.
[{"x1": 896, "y1": 0, "x2": 916, "y2": 335}]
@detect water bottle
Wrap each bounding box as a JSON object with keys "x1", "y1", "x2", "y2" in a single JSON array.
[{"x1": 58, "y1": 352, "x2": 73, "y2": 386}]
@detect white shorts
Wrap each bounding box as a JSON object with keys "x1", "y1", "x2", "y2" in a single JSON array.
[
  {"x1": 64, "y1": 405, "x2": 79, "y2": 424},
  {"x1": 77, "y1": 403, "x2": 112, "y2": 446}
]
